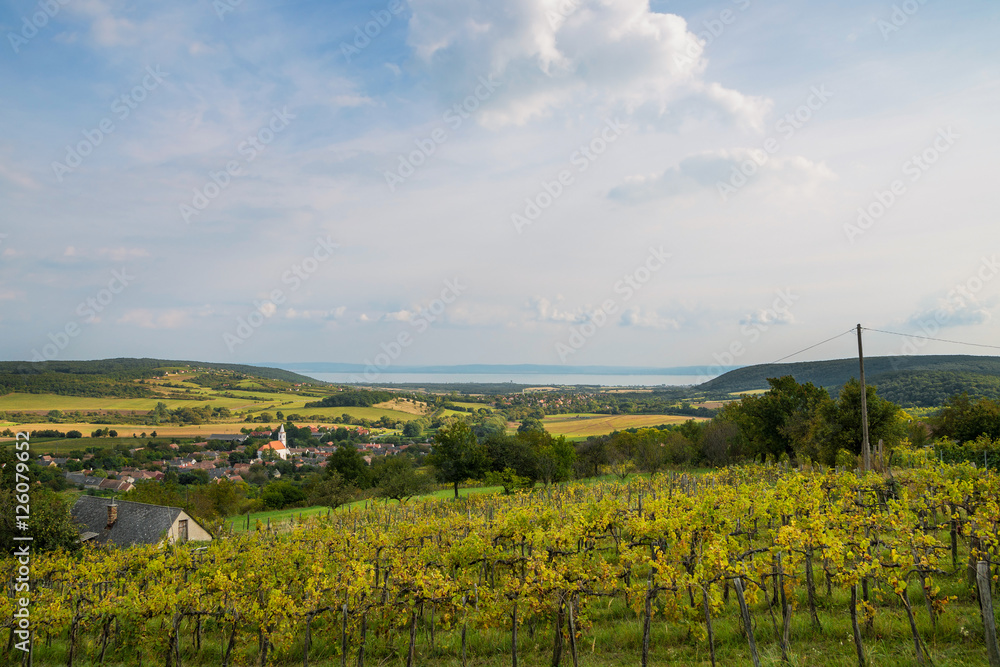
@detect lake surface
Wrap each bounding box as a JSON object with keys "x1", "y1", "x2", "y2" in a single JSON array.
[{"x1": 304, "y1": 372, "x2": 715, "y2": 387}]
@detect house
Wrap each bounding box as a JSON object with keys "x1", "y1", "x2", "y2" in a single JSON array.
[
  {"x1": 71, "y1": 497, "x2": 212, "y2": 546},
  {"x1": 98, "y1": 478, "x2": 134, "y2": 493},
  {"x1": 209, "y1": 433, "x2": 248, "y2": 444}
]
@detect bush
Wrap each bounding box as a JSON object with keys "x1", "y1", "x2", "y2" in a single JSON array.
[{"x1": 66, "y1": 430, "x2": 83, "y2": 438}]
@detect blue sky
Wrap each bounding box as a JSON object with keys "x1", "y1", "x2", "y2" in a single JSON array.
[{"x1": 1, "y1": 0, "x2": 998, "y2": 371}]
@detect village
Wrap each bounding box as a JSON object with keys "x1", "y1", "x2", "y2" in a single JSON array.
[{"x1": 41, "y1": 423, "x2": 424, "y2": 495}]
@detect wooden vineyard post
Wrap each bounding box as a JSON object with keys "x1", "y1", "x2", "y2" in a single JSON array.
[
  {"x1": 978, "y1": 561, "x2": 1000, "y2": 667},
  {"x1": 733, "y1": 578, "x2": 761, "y2": 667},
  {"x1": 357, "y1": 614, "x2": 367, "y2": 667},
  {"x1": 406, "y1": 610, "x2": 417, "y2": 667},
  {"x1": 850, "y1": 585, "x2": 866, "y2": 667},
  {"x1": 552, "y1": 592, "x2": 565, "y2": 667},
  {"x1": 568, "y1": 594, "x2": 578, "y2": 667},
  {"x1": 702, "y1": 586, "x2": 716, "y2": 667},
  {"x1": 341, "y1": 603, "x2": 348, "y2": 667}
]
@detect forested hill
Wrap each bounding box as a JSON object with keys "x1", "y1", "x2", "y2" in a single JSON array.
[
  {"x1": 0, "y1": 358, "x2": 321, "y2": 395},
  {"x1": 699, "y1": 355, "x2": 1000, "y2": 406}
]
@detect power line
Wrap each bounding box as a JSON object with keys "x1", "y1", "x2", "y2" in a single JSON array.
[
  {"x1": 767, "y1": 328, "x2": 856, "y2": 365},
  {"x1": 862, "y1": 327, "x2": 1000, "y2": 351}
]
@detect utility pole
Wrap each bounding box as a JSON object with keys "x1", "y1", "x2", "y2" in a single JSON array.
[{"x1": 857, "y1": 324, "x2": 871, "y2": 472}]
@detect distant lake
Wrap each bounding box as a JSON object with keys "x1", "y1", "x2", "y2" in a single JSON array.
[{"x1": 303, "y1": 372, "x2": 715, "y2": 387}]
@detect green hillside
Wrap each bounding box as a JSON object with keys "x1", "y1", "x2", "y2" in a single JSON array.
[
  {"x1": 700, "y1": 355, "x2": 1000, "y2": 406},
  {"x1": 0, "y1": 359, "x2": 322, "y2": 398}
]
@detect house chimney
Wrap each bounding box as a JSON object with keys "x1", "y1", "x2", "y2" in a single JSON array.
[{"x1": 106, "y1": 501, "x2": 118, "y2": 528}]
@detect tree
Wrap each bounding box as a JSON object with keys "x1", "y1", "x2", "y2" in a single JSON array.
[
  {"x1": 931, "y1": 394, "x2": 1000, "y2": 443},
  {"x1": 528, "y1": 433, "x2": 576, "y2": 485},
  {"x1": 0, "y1": 449, "x2": 81, "y2": 552},
  {"x1": 821, "y1": 379, "x2": 906, "y2": 465},
  {"x1": 327, "y1": 444, "x2": 372, "y2": 489},
  {"x1": 484, "y1": 433, "x2": 539, "y2": 482},
  {"x1": 517, "y1": 417, "x2": 546, "y2": 434},
  {"x1": 372, "y1": 457, "x2": 431, "y2": 504},
  {"x1": 700, "y1": 420, "x2": 739, "y2": 467},
  {"x1": 309, "y1": 471, "x2": 355, "y2": 510},
  {"x1": 725, "y1": 376, "x2": 832, "y2": 462},
  {"x1": 427, "y1": 421, "x2": 488, "y2": 498}
]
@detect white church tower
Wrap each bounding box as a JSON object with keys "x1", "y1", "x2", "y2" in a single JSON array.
[{"x1": 277, "y1": 424, "x2": 287, "y2": 446}]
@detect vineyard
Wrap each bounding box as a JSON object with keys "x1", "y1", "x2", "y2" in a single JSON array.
[{"x1": 4, "y1": 463, "x2": 1000, "y2": 666}]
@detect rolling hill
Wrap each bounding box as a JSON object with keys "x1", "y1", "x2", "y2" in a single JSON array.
[{"x1": 698, "y1": 354, "x2": 1000, "y2": 406}]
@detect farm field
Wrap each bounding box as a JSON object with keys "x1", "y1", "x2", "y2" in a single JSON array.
[
  {"x1": 281, "y1": 405, "x2": 422, "y2": 421},
  {"x1": 449, "y1": 400, "x2": 492, "y2": 411},
  {"x1": 541, "y1": 413, "x2": 705, "y2": 437},
  {"x1": 373, "y1": 398, "x2": 431, "y2": 415}
]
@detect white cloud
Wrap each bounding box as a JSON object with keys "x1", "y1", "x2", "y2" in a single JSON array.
[
  {"x1": 286, "y1": 307, "x2": 347, "y2": 320},
  {"x1": 741, "y1": 307, "x2": 795, "y2": 328},
  {"x1": 406, "y1": 0, "x2": 771, "y2": 129},
  {"x1": 620, "y1": 307, "x2": 681, "y2": 329},
  {"x1": 610, "y1": 149, "x2": 836, "y2": 202},
  {"x1": 382, "y1": 309, "x2": 414, "y2": 322},
  {"x1": 70, "y1": 0, "x2": 139, "y2": 47},
  {"x1": 903, "y1": 299, "x2": 993, "y2": 330},
  {"x1": 526, "y1": 295, "x2": 588, "y2": 323}
]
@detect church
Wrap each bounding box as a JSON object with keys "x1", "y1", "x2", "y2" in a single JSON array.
[{"x1": 257, "y1": 424, "x2": 289, "y2": 461}]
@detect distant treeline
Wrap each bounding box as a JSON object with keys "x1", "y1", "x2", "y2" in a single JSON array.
[
  {"x1": 0, "y1": 373, "x2": 155, "y2": 398},
  {"x1": 305, "y1": 389, "x2": 395, "y2": 408}
]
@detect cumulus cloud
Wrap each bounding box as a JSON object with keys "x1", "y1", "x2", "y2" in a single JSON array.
[
  {"x1": 903, "y1": 299, "x2": 993, "y2": 331},
  {"x1": 609, "y1": 149, "x2": 835, "y2": 202},
  {"x1": 526, "y1": 296, "x2": 588, "y2": 323},
  {"x1": 620, "y1": 307, "x2": 681, "y2": 329},
  {"x1": 70, "y1": 0, "x2": 139, "y2": 47},
  {"x1": 286, "y1": 307, "x2": 347, "y2": 320},
  {"x1": 406, "y1": 0, "x2": 771, "y2": 129},
  {"x1": 740, "y1": 306, "x2": 795, "y2": 328}
]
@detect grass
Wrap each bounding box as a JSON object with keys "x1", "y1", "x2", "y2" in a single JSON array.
[
  {"x1": 226, "y1": 485, "x2": 505, "y2": 532},
  {"x1": 540, "y1": 413, "x2": 706, "y2": 437}
]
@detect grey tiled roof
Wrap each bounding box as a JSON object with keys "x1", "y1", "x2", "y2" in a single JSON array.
[{"x1": 71, "y1": 496, "x2": 188, "y2": 546}]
